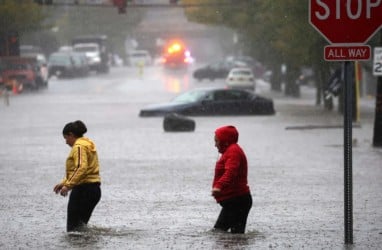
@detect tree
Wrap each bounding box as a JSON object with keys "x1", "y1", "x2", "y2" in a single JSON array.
[
  {"x1": 0, "y1": 0, "x2": 47, "y2": 36},
  {"x1": 183, "y1": 0, "x2": 333, "y2": 99}
]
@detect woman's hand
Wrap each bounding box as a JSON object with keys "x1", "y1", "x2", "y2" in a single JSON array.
[
  {"x1": 211, "y1": 187, "x2": 221, "y2": 197},
  {"x1": 53, "y1": 183, "x2": 63, "y2": 194},
  {"x1": 60, "y1": 186, "x2": 70, "y2": 197}
]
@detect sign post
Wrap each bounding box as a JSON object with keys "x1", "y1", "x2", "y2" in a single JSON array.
[
  {"x1": 373, "y1": 32, "x2": 382, "y2": 147},
  {"x1": 309, "y1": 0, "x2": 382, "y2": 245}
]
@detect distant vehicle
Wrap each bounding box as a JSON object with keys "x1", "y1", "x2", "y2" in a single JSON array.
[
  {"x1": 0, "y1": 56, "x2": 45, "y2": 91},
  {"x1": 139, "y1": 87, "x2": 275, "y2": 117},
  {"x1": 226, "y1": 55, "x2": 266, "y2": 78},
  {"x1": 161, "y1": 40, "x2": 192, "y2": 69},
  {"x1": 58, "y1": 46, "x2": 73, "y2": 52},
  {"x1": 72, "y1": 35, "x2": 110, "y2": 73},
  {"x1": 20, "y1": 52, "x2": 49, "y2": 86},
  {"x1": 125, "y1": 50, "x2": 152, "y2": 67},
  {"x1": 48, "y1": 52, "x2": 89, "y2": 78},
  {"x1": 73, "y1": 43, "x2": 103, "y2": 72},
  {"x1": 226, "y1": 67, "x2": 256, "y2": 91},
  {"x1": 192, "y1": 61, "x2": 239, "y2": 81}
]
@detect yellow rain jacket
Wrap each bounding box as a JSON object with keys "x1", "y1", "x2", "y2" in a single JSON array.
[{"x1": 61, "y1": 137, "x2": 101, "y2": 189}]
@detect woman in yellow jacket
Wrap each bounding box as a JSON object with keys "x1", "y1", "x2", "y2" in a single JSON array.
[{"x1": 53, "y1": 120, "x2": 101, "y2": 232}]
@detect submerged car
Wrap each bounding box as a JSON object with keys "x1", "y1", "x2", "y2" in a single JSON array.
[{"x1": 139, "y1": 88, "x2": 275, "y2": 117}]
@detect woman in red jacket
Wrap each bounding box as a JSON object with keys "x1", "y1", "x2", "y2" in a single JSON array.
[{"x1": 211, "y1": 125, "x2": 252, "y2": 234}]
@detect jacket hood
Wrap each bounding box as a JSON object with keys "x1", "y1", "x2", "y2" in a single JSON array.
[
  {"x1": 74, "y1": 137, "x2": 96, "y2": 152},
  {"x1": 215, "y1": 125, "x2": 239, "y2": 145}
]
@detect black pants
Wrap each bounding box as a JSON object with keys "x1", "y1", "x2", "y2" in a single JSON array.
[
  {"x1": 67, "y1": 182, "x2": 101, "y2": 232},
  {"x1": 214, "y1": 193, "x2": 252, "y2": 234}
]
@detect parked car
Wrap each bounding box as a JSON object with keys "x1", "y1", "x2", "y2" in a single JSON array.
[
  {"x1": 125, "y1": 50, "x2": 152, "y2": 67},
  {"x1": 226, "y1": 55, "x2": 266, "y2": 78},
  {"x1": 193, "y1": 61, "x2": 234, "y2": 81},
  {"x1": 0, "y1": 56, "x2": 45, "y2": 91},
  {"x1": 21, "y1": 52, "x2": 49, "y2": 87},
  {"x1": 0, "y1": 64, "x2": 24, "y2": 93},
  {"x1": 226, "y1": 67, "x2": 256, "y2": 91},
  {"x1": 48, "y1": 52, "x2": 89, "y2": 78},
  {"x1": 139, "y1": 87, "x2": 275, "y2": 117},
  {"x1": 70, "y1": 52, "x2": 90, "y2": 77}
]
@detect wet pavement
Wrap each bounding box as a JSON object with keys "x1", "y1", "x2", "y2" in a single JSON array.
[{"x1": 0, "y1": 67, "x2": 381, "y2": 249}]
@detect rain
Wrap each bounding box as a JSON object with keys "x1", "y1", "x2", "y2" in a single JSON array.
[{"x1": 0, "y1": 0, "x2": 381, "y2": 249}]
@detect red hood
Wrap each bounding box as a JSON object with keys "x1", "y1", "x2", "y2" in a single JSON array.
[{"x1": 215, "y1": 125, "x2": 239, "y2": 153}]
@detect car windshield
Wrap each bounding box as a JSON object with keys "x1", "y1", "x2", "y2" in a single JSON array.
[
  {"x1": 171, "y1": 89, "x2": 206, "y2": 103},
  {"x1": 6, "y1": 63, "x2": 30, "y2": 70},
  {"x1": 49, "y1": 54, "x2": 70, "y2": 64}
]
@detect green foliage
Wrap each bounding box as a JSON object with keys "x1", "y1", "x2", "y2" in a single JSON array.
[
  {"x1": 183, "y1": 0, "x2": 324, "y2": 70},
  {"x1": 0, "y1": 0, "x2": 47, "y2": 35}
]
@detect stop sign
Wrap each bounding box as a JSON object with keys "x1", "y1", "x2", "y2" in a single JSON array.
[{"x1": 310, "y1": 0, "x2": 382, "y2": 44}]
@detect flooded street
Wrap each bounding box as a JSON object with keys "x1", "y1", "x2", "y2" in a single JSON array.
[{"x1": 0, "y1": 65, "x2": 381, "y2": 249}]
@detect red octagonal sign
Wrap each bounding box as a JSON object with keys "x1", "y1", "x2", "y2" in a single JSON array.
[{"x1": 310, "y1": 0, "x2": 382, "y2": 44}]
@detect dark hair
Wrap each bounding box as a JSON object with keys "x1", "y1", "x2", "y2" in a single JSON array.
[{"x1": 62, "y1": 120, "x2": 87, "y2": 137}]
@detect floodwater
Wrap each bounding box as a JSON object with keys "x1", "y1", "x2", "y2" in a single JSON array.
[{"x1": 0, "y1": 66, "x2": 381, "y2": 249}]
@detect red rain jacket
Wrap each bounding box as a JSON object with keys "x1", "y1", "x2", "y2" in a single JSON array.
[{"x1": 213, "y1": 126, "x2": 250, "y2": 202}]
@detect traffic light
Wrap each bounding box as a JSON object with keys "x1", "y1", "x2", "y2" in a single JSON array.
[
  {"x1": 113, "y1": 0, "x2": 127, "y2": 14},
  {"x1": 8, "y1": 32, "x2": 20, "y2": 56}
]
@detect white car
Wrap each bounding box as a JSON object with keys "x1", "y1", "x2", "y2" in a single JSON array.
[
  {"x1": 225, "y1": 67, "x2": 256, "y2": 91},
  {"x1": 126, "y1": 50, "x2": 152, "y2": 67}
]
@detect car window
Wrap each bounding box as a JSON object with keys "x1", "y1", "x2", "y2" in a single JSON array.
[
  {"x1": 231, "y1": 69, "x2": 252, "y2": 76},
  {"x1": 7, "y1": 63, "x2": 30, "y2": 70},
  {"x1": 71, "y1": 55, "x2": 82, "y2": 65},
  {"x1": 172, "y1": 89, "x2": 206, "y2": 103},
  {"x1": 49, "y1": 54, "x2": 71, "y2": 65},
  {"x1": 213, "y1": 90, "x2": 249, "y2": 101}
]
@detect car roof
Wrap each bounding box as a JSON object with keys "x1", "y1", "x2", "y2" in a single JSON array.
[
  {"x1": 73, "y1": 43, "x2": 99, "y2": 48},
  {"x1": 184, "y1": 87, "x2": 253, "y2": 94},
  {"x1": 229, "y1": 67, "x2": 253, "y2": 72}
]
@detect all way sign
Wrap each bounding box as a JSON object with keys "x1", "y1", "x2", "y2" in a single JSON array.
[{"x1": 324, "y1": 45, "x2": 371, "y2": 61}]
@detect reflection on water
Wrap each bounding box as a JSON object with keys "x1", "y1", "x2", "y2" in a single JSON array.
[
  {"x1": 58, "y1": 225, "x2": 265, "y2": 249},
  {"x1": 162, "y1": 69, "x2": 190, "y2": 93},
  {"x1": 207, "y1": 229, "x2": 266, "y2": 250},
  {"x1": 61, "y1": 225, "x2": 138, "y2": 249}
]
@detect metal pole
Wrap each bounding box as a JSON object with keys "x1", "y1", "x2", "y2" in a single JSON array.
[
  {"x1": 373, "y1": 31, "x2": 382, "y2": 147},
  {"x1": 343, "y1": 61, "x2": 353, "y2": 244}
]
